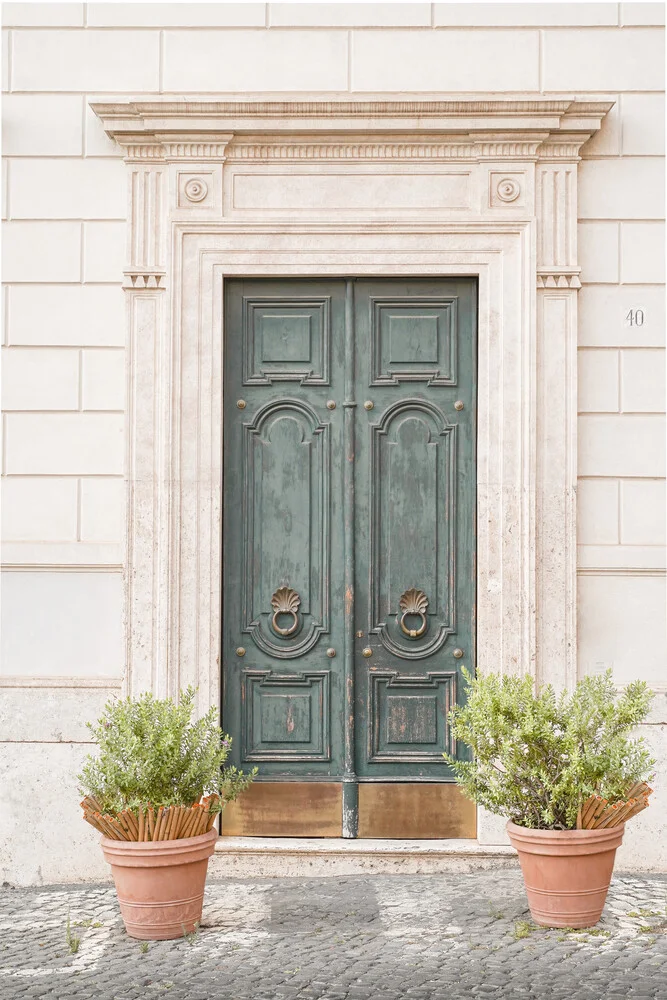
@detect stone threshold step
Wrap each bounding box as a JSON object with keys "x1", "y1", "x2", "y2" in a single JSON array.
[{"x1": 211, "y1": 837, "x2": 518, "y2": 877}]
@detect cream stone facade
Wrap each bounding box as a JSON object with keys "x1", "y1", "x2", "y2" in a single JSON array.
[{"x1": 1, "y1": 2, "x2": 665, "y2": 886}]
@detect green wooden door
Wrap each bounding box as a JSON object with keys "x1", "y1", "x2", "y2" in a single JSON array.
[{"x1": 222, "y1": 278, "x2": 476, "y2": 838}]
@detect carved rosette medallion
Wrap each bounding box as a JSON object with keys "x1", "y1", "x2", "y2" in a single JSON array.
[
  {"x1": 496, "y1": 177, "x2": 521, "y2": 203},
  {"x1": 183, "y1": 178, "x2": 208, "y2": 203}
]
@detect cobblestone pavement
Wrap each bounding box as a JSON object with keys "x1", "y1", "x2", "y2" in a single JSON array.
[{"x1": 1, "y1": 871, "x2": 666, "y2": 1000}]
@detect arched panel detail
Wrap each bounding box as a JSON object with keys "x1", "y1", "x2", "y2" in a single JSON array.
[
  {"x1": 242, "y1": 398, "x2": 330, "y2": 658},
  {"x1": 370, "y1": 398, "x2": 456, "y2": 660}
]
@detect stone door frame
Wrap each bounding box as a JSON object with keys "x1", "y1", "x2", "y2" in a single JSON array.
[{"x1": 93, "y1": 97, "x2": 611, "y2": 840}]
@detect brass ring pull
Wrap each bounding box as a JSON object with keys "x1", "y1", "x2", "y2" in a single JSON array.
[
  {"x1": 399, "y1": 588, "x2": 429, "y2": 639},
  {"x1": 270, "y1": 586, "x2": 301, "y2": 637}
]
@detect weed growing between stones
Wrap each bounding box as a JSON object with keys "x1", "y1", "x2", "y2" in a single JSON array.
[{"x1": 65, "y1": 909, "x2": 80, "y2": 955}]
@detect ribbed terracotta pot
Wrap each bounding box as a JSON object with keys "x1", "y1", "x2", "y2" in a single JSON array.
[
  {"x1": 506, "y1": 821, "x2": 625, "y2": 929},
  {"x1": 100, "y1": 827, "x2": 217, "y2": 940}
]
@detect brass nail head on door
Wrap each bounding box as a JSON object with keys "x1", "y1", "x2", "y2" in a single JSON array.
[
  {"x1": 326, "y1": 400, "x2": 336, "y2": 410},
  {"x1": 326, "y1": 648, "x2": 336, "y2": 658},
  {"x1": 236, "y1": 647, "x2": 245, "y2": 657},
  {"x1": 237, "y1": 399, "x2": 246, "y2": 409},
  {"x1": 362, "y1": 647, "x2": 373, "y2": 658},
  {"x1": 453, "y1": 648, "x2": 464, "y2": 658},
  {"x1": 356, "y1": 631, "x2": 364, "y2": 638},
  {"x1": 364, "y1": 400, "x2": 374, "y2": 410},
  {"x1": 454, "y1": 400, "x2": 464, "y2": 411}
]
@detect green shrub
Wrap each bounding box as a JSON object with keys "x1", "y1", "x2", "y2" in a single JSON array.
[
  {"x1": 444, "y1": 669, "x2": 654, "y2": 830},
  {"x1": 78, "y1": 686, "x2": 254, "y2": 814}
]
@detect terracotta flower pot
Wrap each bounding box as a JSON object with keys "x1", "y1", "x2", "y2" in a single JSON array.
[
  {"x1": 100, "y1": 827, "x2": 218, "y2": 940},
  {"x1": 506, "y1": 820, "x2": 625, "y2": 929}
]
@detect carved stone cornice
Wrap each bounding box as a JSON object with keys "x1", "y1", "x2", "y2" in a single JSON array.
[{"x1": 92, "y1": 96, "x2": 614, "y2": 153}]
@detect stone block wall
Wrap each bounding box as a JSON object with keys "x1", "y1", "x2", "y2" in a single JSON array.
[{"x1": 1, "y1": 2, "x2": 665, "y2": 883}]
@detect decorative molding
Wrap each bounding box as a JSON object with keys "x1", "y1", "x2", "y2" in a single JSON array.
[
  {"x1": 183, "y1": 177, "x2": 208, "y2": 203},
  {"x1": 123, "y1": 142, "x2": 165, "y2": 162},
  {"x1": 537, "y1": 136, "x2": 589, "y2": 161},
  {"x1": 495, "y1": 177, "x2": 521, "y2": 203},
  {"x1": 123, "y1": 271, "x2": 167, "y2": 289},
  {"x1": 1, "y1": 540, "x2": 123, "y2": 569},
  {"x1": 0, "y1": 676, "x2": 123, "y2": 689},
  {"x1": 92, "y1": 97, "x2": 613, "y2": 134},
  {"x1": 90, "y1": 93, "x2": 612, "y2": 721},
  {"x1": 162, "y1": 139, "x2": 233, "y2": 160},
  {"x1": 228, "y1": 141, "x2": 478, "y2": 161},
  {"x1": 537, "y1": 271, "x2": 582, "y2": 289},
  {"x1": 577, "y1": 567, "x2": 666, "y2": 577},
  {"x1": 226, "y1": 140, "x2": 550, "y2": 162},
  {"x1": 116, "y1": 137, "x2": 234, "y2": 162},
  {"x1": 490, "y1": 172, "x2": 525, "y2": 209},
  {"x1": 1, "y1": 564, "x2": 123, "y2": 573},
  {"x1": 127, "y1": 166, "x2": 167, "y2": 287},
  {"x1": 93, "y1": 99, "x2": 613, "y2": 172},
  {"x1": 536, "y1": 162, "x2": 577, "y2": 271},
  {"x1": 475, "y1": 140, "x2": 544, "y2": 160}
]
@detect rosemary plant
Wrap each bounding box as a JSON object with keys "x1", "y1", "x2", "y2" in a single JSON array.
[
  {"x1": 444, "y1": 669, "x2": 654, "y2": 830},
  {"x1": 78, "y1": 686, "x2": 254, "y2": 815}
]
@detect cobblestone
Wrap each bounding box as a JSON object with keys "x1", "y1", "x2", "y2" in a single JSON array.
[{"x1": 0, "y1": 872, "x2": 665, "y2": 999}]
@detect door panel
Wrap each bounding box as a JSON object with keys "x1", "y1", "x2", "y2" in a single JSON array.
[
  {"x1": 222, "y1": 277, "x2": 476, "y2": 838},
  {"x1": 223, "y1": 280, "x2": 346, "y2": 783},
  {"x1": 244, "y1": 399, "x2": 331, "y2": 660},
  {"x1": 354, "y1": 279, "x2": 476, "y2": 787}
]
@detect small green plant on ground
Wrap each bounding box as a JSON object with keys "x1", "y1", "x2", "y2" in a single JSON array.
[
  {"x1": 512, "y1": 920, "x2": 533, "y2": 940},
  {"x1": 488, "y1": 904, "x2": 504, "y2": 920},
  {"x1": 444, "y1": 668, "x2": 654, "y2": 830},
  {"x1": 65, "y1": 910, "x2": 80, "y2": 955},
  {"x1": 182, "y1": 921, "x2": 200, "y2": 946},
  {"x1": 140, "y1": 941, "x2": 149, "y2": 954}
]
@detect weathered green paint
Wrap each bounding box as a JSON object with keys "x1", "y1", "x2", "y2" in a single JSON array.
[{"x1": 222, "y1": 278, "x2": 476, "y2": 802}]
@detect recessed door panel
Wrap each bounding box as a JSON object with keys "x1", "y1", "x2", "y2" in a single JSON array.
[
  {"x1": 242, "y1": 296, "x2": 331, "y2": 384},
  {"x1": 370, "y1": 399, "x2": 456, "y2": 660},
  {"x1": 243, "y1": 400, "x2": 330, "y2": 658}
]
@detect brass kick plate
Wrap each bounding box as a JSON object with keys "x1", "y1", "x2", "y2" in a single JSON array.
[
  {"x1": 358, "y1": 783, "x2": 476, "y2": 839},
  {"x1": 221, "y1": 782, "x2": 342, "y2": 837}
]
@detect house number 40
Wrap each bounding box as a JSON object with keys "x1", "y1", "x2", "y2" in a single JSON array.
[{"x1": 625, "y1": 309, "x2": 645, "y2": 327}]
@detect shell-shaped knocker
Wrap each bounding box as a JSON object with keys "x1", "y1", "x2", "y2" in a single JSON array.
[
  {"x1": 399, "y1": 588, "x2": 429, "y2": 638},
  {"x1": 270, "y1": 586, "x2": 301, "y2": 637}
]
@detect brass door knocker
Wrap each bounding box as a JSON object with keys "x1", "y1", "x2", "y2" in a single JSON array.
[
  {"x1": 270, "y1": 586, "x2": 301, "y2": 637},
  {"x1": 399, "y1": 588, "x2": 429, "y2": 638}
]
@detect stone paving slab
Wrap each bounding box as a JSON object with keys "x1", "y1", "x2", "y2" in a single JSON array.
[{"x1": 0, "y1": 871, "x2": 666, "y2": 999}]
